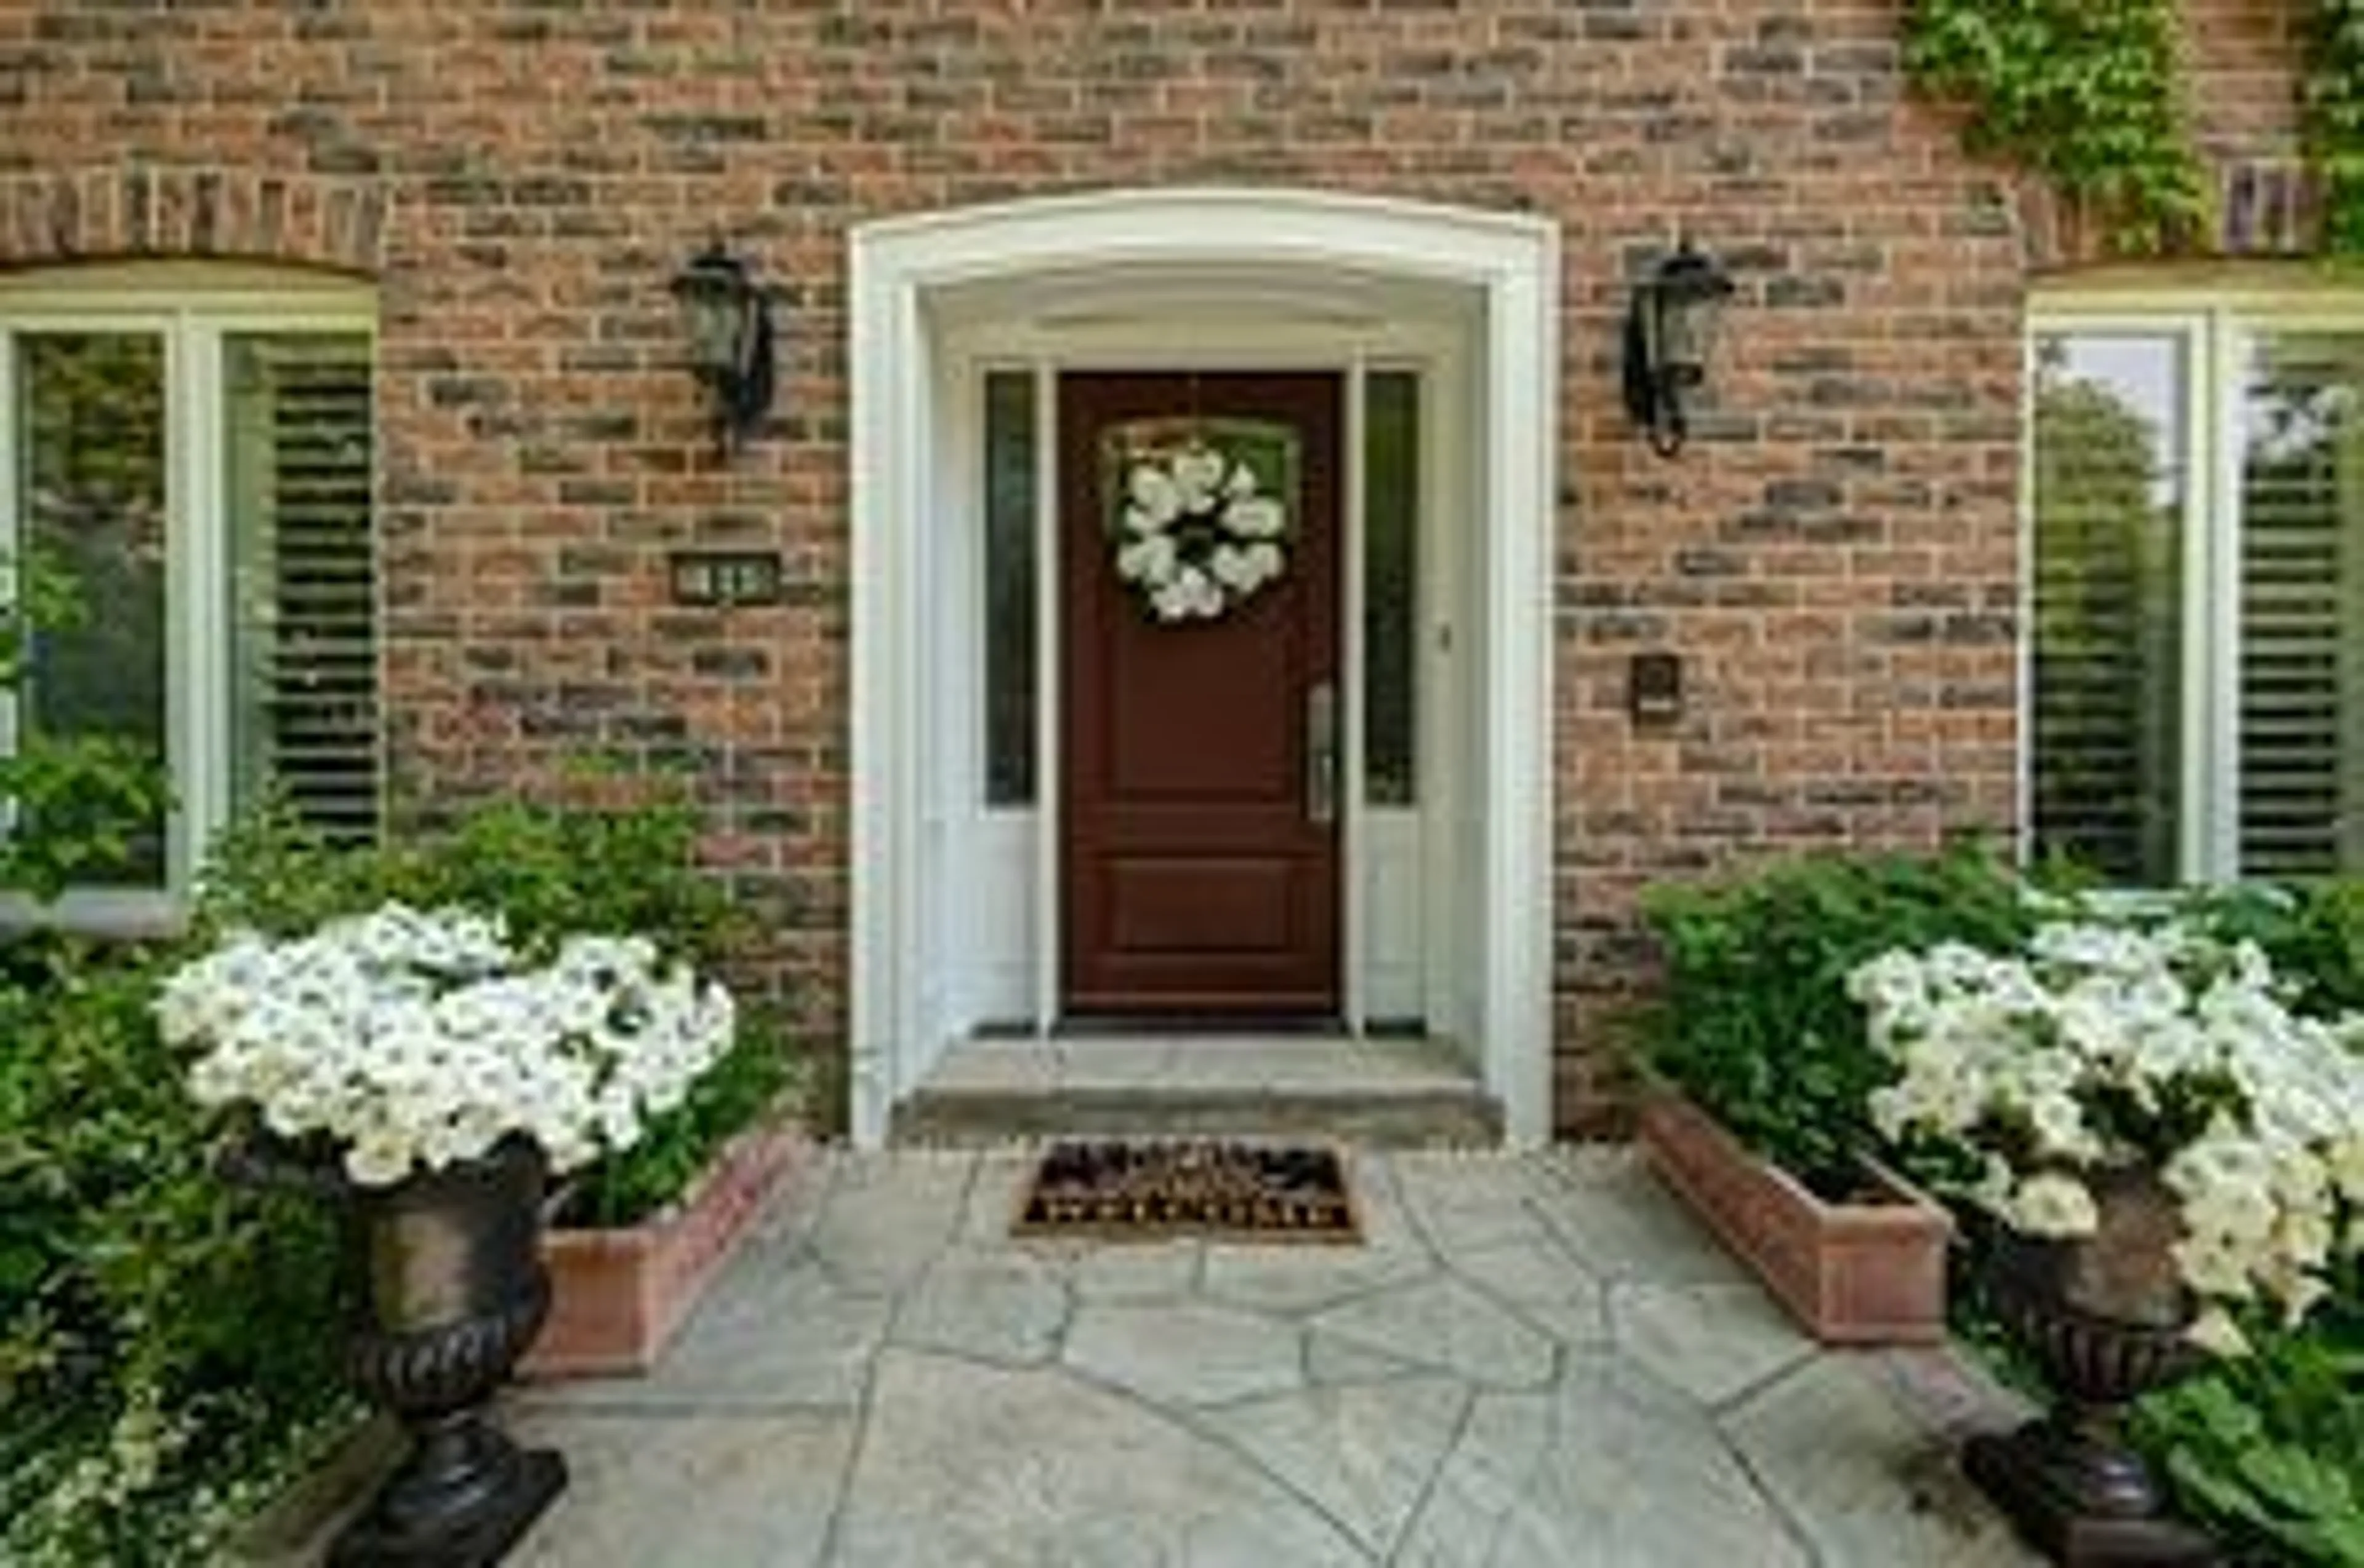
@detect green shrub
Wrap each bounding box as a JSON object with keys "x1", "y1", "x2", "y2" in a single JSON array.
[
  {"x1": 2, "y1": 788, "x2": 806, "y2": 1562},
  {"x1": 0, "y1": 933, "x2": 353, "y2": 1565},
  {"x1": 2263, "y1": 881, "x2": 2364, "y2": 1018},
  {"x1": 198, "y1": 787, "x2": 747, "y2": 973},
  {"x1": 1637, "y1": 842, "x2": 2033, "y2": 1194}
]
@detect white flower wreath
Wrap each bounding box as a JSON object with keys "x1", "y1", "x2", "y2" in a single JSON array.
[{"x1": 1112, "y1": 441, "x2": 1289, "y2": 622}]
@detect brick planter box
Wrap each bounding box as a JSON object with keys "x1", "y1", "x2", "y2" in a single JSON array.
[
  {"x1": 522, "y1": 1123, "x2": 808, "y2": 1378},
  {"x1": 1636, "y1": 1088, "x2": 1952, "y2": 1346}
]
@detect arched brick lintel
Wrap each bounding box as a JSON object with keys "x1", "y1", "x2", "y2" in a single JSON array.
[{"x1": 0, "y1": 166, "x2": 390, "y2": 275}]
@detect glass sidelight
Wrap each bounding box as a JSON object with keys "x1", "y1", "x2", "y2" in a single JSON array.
[
  {"x1": 983, "y1": 369, "x2": 1037, "y2": 806},
  {"x1": 1362, "y1": 369, "x2": 1418, "y2": 806}
]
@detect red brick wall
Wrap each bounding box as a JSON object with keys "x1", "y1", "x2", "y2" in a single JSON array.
[{"x1": 0, "y1": 1, "x2": 2312, "y2": 1133}]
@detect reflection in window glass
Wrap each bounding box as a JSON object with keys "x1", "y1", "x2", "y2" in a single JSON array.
[
  {"x1": 984, "y1": 371, "x2": 1037, "y2": 805},
  {"x1": 1364, "y1": 371, "x2": 1418, "y2": 806},
  {"x1": 15, "y1": 332, "x2": 168, "y2": 886},
  {"x1": 2238, "y1": 334, "x2": 2364, "y2": 875},
  {"x1": 2028, "y1": 334, "x2": 2185, "y2": 885}
]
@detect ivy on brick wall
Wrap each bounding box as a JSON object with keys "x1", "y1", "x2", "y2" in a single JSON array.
[
  {"x1": 1902, "y1": 0, "x2": 2205, "y2": 255},
  {"x1": 2306, "y1": 0, "x2": 2364, "y2": 258},
  {"x1": 1907, "y1": 0, "x2": 2364, "y2": 259}
]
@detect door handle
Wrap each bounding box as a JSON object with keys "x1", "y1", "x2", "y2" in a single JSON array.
[{"x1": 1306, "y1": 680, "x2": 1338, "y2": 826}]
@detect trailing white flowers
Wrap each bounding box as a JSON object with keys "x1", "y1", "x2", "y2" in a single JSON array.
[
  {"x1": 159, "y1": 901, "x2": 736, "y2": 1186},
  {"x1": 1849, "y1": 910, "x2": 2364, "y2": 1356}
]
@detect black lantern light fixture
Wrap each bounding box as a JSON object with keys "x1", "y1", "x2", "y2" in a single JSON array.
[
  {"x1": 669, "y1": 239, "x2": 776, "y2": 456},
  {"x1": 1622, "y1": 241, "x2": 1737, "y2": 459}
]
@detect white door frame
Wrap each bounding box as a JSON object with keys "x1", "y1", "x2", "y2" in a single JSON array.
[{"x1": 849, "y1": 188, "x2": 1559, "y2": 1146}]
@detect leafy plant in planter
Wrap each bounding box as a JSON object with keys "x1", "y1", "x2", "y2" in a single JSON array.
[
  {"x1": 1638, "y1": 841, "x2": 2033, "y2": 1196},
  {"x1": 1630, "y1": 844, "x2": 2034, "y2": 1343},
  {"x1": 196, "y1": 788, "x2": 806, "y2": 1228}
]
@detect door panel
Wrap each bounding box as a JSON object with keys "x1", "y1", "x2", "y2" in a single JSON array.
[{"x1": 1060, "y1": 372, "x2": 1341, "y2": 1016}]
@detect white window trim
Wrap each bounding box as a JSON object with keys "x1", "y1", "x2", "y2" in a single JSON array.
[
  {"x1": 2030, "y1": 283, "x2": 2364, "y2": 882},
  {"x1": 0, "y1": 273, "x2": 376, "y2": 932}
]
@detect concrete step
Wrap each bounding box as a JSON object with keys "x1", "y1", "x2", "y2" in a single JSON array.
[{"x1": 888, "y1": 1035, "x2": 1504, "y2": 1148}]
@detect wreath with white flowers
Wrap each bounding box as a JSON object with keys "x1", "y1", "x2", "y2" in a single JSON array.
[{"x1": 1111, "y1": 440, "x2": 1290, "y2": 623}]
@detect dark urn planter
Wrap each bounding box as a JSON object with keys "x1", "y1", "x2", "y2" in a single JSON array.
[
  {"x1": 330, "y1": 1136, "x2": 567, "y2": 1567},
  {"x1": 1966, "y1": 1167, "x2": 2217, "y2": 1567}
]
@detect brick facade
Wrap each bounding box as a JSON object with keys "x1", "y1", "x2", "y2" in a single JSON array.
[{"x1": 0, "y1": 1, "x2": 2316, "y2": 1134}]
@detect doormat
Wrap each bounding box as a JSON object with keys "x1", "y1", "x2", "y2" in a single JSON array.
[{"x1": 1013, "y1": 1140, "x2": 1360, "y2": 1242}]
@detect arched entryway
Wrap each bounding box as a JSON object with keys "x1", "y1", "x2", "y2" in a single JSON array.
[{"x1": 847, "y1": 188, "x2": 1559, "y2": 1146}]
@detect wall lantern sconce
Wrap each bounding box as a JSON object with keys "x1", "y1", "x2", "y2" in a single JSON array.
[
  {"x1": 1622, "y1": 242, "x2": 1736, "y2": 459},
  {"x1": 669, "y1": 239, "x2": 776, "y2": 456}
]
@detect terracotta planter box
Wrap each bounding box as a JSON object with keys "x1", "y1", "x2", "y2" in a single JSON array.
[
  {"x1": 1636, "y1": 1088, "x2": 1953, "y2": 1346},
  {"x1": 521, "y1": 1123, "x2": 808, "y2": 1378}
]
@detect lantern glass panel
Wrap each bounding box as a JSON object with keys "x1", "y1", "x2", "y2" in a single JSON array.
[
  {"x1": 1679, "y1": 289, "x2": 1727, "y2": 375},
  {"x1": 681, "y1": 287, "x2": 741, "y2": 375}
]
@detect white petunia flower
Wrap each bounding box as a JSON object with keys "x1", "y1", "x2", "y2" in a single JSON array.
[
  {"x1": 2010, "y1": 1172, "x2": 2101, "y2": 1237},
  {"x1": 1853, "y1": 908, "x2": 2364, "y2": 1348},
  {"x1": 165, "y1": 899, "x2": 739, "y2": 1186}
]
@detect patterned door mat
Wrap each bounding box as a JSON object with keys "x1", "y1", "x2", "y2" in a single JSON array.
[{"x1": 1013, "y1": 1140, "x2": 1360, "y2": 1242}]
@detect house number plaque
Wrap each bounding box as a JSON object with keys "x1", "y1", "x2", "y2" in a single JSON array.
[{"x1": 668, "y1": 550, "x2": 785, "y2": 607}]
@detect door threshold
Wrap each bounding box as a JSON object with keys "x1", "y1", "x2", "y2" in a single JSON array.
[
  {"x1": 896, "y1": 1029, "x2": 1498, "y2": 1146},
  {"x1": 971, "y1": 1016, "x2": 1429, "y2": 1040},
  {"x1": 1055, "y1": 1015, "x2": 1347, "y2": 1039}
]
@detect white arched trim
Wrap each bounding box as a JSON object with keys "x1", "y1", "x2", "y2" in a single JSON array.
[{"x1": 848, "y1": 188, "x2": 1559, "y2": 1146}]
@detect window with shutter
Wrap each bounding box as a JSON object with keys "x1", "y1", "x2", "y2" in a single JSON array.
[
  {"x1": 2030, "y1": 297, "x2": 2364, "y2": 884},
  {"x1": 0, "y1": 262, "x2": 376, "y2": 923}
]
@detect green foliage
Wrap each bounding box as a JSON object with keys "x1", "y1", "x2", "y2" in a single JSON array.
[
  {"x1": 2305, "y1": 0, "x2": 2364, "y2": 260},
  {"x1": 0, "y1": 932, "x2": 352, "y2": 1564},
  {"x1": 198, "y1": 788, "x2": 746, "y2": 973},
  {"x1": 2267, "y1": 880, "x2": 2364, "y2": 1018},
  {"x1": 2134, "y1": 1265, "x2": 2364, "y2": 1568},
  {"x1": 2, "y1": 786, "x2": 803, "y2": 1560},
  {"x1": 0, "y1": 550, "x2": 173, "y2": 901},
  {"x1": 1903, "y1": 0, "x2": 2207, "y2": 254},
  {"x1": 1637, "y1": 842, "x2": 2033, "y2": 1194},
  {"x1": 1904, "y1": 0, "x2": 2364, "y2": 261}
]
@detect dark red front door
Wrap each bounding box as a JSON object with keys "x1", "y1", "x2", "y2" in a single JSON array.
[{"x1": 1060, "y1": 372, "x2": 1341, "y2": 1018}]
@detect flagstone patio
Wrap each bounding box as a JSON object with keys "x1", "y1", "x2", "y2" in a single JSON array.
[{"x1": 483, "y1": 1146, "x2": 2041, "y2": 1566}]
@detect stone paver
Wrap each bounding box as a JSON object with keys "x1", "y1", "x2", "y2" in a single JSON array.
[
  {"x1": 830, "y1": 1349, "x2": 1367, "y2": 1568},
  {"x1": 510, "y1": 1410, "x2": 854, "y2": 1566},
  {"x1": 1207, "y1": 1375, "x2": 1470, "y2": 1554},
  {"x1": 1724, "y1": 1356, "x2": 2037, "y2": 1567},
  {"x1": 1310, "y1": 1276, "x2": 1558, "y2": 1391},
  {"x1": 1608, "y1": 1281, "x2": 1815, "y2": 1407},
  {"x1": 498, "y1": 1146, "x2": 2041, "y2": 1566},
  {"x1": 1064, "y1": 1301, "x2": 1305, "y2": 1407}
]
